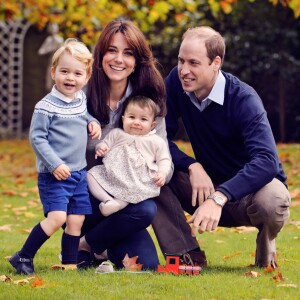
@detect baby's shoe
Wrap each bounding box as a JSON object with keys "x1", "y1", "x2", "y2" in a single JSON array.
[{"x1": 95, "y1": 261, "x2": 114, "y2": 273}]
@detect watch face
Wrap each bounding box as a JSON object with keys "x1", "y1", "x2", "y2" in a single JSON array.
[
  {"x1": 215, "y1": 196, "x2": 224, "y2": 205},
  {"x1": 209, "y1": 195, "x2": 225, "y2": 207}
]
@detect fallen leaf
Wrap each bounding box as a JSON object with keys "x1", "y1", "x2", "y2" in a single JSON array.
[
  {"x1": 244, "y1": 270, "x2": 261, "y2": 278},
  {"x1": 28, "y1": 186, "x2": 39, "y2": 194},
  {"x1": 273, "y1": 272, "x2": 285, "y2": 282},
  {"x1": 231, "y1": 226, "x2": 257, "y2": 233},
  {"x1": 277, "y1": 284, "x2": 297, "y2": 288},
  {"x1": 24, "y1": 212, "x2": 37, "y2": 218},
  {"x1": 223, "y1": 252, "x2": 241, "y2": 259},
  {"x1": 19, "y1": 192, "x2": 29, "y2": 198},
  {"x1": 15, "y1": 178, "x2": 26, "y2": 184},
  {"x1": 0, "y1": 275, "x2": 12, "y2": 282},
  {"x1": 13, "y1": 279, "x2": 30, "y2": 285},
  {"x1": 215, "y1": 227, "x2": 225, "y2": 232},
  {"x1": 12, "y1": 206, "x2": 27, "y2": 212},
  {"x1": 13, "y1": 211, "x2": 24, "y2": 216},
  {"x1": 13, "y1": 276, "x2": 35, "y2": 285},
  {"x1": 289, "y1": 188, "x2": 300, "y2": 200},
  {"x1": 2, "y1": 191, "x2": 17, "y2": 196},
  {"x1": 3, "y1": 204, "x2": 12, "y2": 209},
  {"x1": 0, "y1": 224, "x2": 12, "y2": 232},
  {"x1": 27, "y1": 200, "x2": 39, "y2": 208},
  {"x1": 290, "y1": 200, "x2": 300, "y2": 207},
  {"x1": 264, "y1": 265, "x2": 276, "y2": 273},
  {"x1": 51, "y1": 264, "x2": 77, "y2": 270},
  {"x1": 32, "y1": 276, "x2": 44, "y2": 288},
  {"x1": 20, "y1": 228, "x2": 32, "y2": 233},
  {"x1": 289, "y1": 220, "x2": 300, "y2": 226},
  {"x1": 122, "y1": 253, "x2": 143, "y2": 271}
]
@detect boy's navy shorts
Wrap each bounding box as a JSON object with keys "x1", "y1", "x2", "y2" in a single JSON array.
[{"x1": 38, "y1": 169, "x2": 92, "y2": 216}]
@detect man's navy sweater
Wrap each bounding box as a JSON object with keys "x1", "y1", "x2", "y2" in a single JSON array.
[{"x1": 165, "y1": 66, "x2": 287, "y2": 201}]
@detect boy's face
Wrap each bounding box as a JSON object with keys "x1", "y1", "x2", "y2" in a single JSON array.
[
  {"x1": 122, "y1": 103, "x2": 156, "y2": 136},
  {"x1": 51, "y1": 52, "x2": 89, "y2": 99}
]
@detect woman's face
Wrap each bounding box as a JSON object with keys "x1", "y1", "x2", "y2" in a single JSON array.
[{"x1": 102, "y1": 32, "x2": 136, "y2": 85}]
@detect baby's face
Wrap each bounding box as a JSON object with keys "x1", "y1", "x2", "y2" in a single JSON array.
[
  {"x1": 122, "y1": 103, "x2": 156, "y2": 136},
  {"x1": 51, "y1": 52, "x2": 89, "y2": 99}
]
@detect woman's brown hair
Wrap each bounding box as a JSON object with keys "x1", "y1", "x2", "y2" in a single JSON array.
[{"x1": 86, "y1": 18, "x2": 166, "y2": 125}]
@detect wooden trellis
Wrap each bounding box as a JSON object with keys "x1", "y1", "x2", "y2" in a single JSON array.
[{"x1": 0, "y1": 19, "x2": 30, "y2": 137}]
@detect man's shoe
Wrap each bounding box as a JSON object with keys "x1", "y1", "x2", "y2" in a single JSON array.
[
  {"x1": 255, "y1": 251, "x2": 278, "y2": 269},
  {"x1": 9, "y1": 252, "x2": 34, "y2": 275},
  {"x1": 181, "y1": 249, "x2": 208, "y2": 267}
]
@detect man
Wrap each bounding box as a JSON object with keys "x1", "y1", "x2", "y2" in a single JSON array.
[{"x1": 153, "y1": 26, "x2": 291, "y2": 268}]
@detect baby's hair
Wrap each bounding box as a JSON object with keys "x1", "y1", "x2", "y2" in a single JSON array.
[
  {"x1": 124, "y1": 95, "x2": 159, "y2": 119},
  {"x1": 51, "y1": 38, "x2": 93, "y2": 77}
]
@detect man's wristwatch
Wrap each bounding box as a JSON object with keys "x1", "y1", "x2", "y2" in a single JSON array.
[{"x1": 207, "y1": 194, "x2": 226, "y2": 207}]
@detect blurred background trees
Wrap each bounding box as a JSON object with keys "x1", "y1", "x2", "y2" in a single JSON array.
[{"x1": 1, "y1": 0, "x2": 300, "y2": 141}]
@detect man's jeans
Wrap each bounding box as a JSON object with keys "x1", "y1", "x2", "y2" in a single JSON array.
[{"x1": 153, "y1": 171, "x2": 291, "y2": 267}]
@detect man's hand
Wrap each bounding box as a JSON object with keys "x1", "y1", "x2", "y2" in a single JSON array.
[
  {"x1": 187, "y1": 191, "x2": 227, "y2": 236},
  {"x1": 188, "y1": 162, "x2": 215, "y2": 207},
  {"x1": 53, "y1": 164, "x2": 71, "y2": 181},
  {"x1": 187, "y1": 199, "x2": 222, "y2": 236},
  {"x1": 88, "y1": 121, "x2": 102, "y2": 140}
]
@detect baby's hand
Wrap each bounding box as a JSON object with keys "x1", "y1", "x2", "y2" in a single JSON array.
[
  {"x1": 88, "y1": 121, "x2": 102, "y2": 140},
  {"x1": 53, "y1": 164, "x2": 71, "y2": 181},
  {"x1": 154, "y1": 172, "x2": 166, "y2": 187},
  {"x1": 95, "y1": 145, "x2": 109, "y2": 159}
]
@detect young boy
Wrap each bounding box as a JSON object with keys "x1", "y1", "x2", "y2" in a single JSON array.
[{"x1": 9, "y1": 39, "x2": 101, "y2": 275}]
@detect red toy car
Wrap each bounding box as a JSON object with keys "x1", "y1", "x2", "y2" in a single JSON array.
[{"x1": 157, "y1": 254, "x2": 202, "y2": 275}]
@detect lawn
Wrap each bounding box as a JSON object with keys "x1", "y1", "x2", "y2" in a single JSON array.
[{"x1": 0, "y1": 140, "x2": 299, "y2": 300}]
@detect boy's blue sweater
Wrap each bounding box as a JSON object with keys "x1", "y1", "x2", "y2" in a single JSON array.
[
  {"x1": 30, "y1": 92, "x2": 96, "y2": 173},
  {"x1": 165, "y1": 67, "x2": 287, "y2": 201}
]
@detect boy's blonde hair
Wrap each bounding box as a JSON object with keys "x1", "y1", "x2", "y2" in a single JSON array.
[{"x1": 51, "y1": 38, "x2": 93, "y2": 77}]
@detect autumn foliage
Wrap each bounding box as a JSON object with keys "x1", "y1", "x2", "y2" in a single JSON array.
[{"x1": 0, "y1": 0, "x2": 299, "y2": 45}]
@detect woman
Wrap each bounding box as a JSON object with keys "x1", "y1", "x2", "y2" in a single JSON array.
[{"x1": 78, "y1": 18, "x2": 172, "y2": 270}]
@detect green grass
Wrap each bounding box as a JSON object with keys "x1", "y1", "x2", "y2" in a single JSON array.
[{"x1": 0, "y1": 140, "x2": 299, "y2": 300}]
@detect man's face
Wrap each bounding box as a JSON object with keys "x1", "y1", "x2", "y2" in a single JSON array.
[{"x1": 178, "y1": 37, "x2": 219, "y2": 101}]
